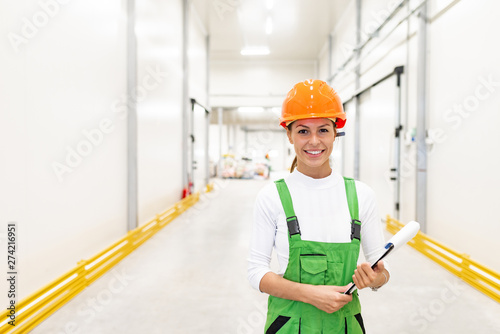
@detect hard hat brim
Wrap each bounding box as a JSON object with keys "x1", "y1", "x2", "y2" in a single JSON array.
[{"x1": 280, "y1": 115, "x2": 346, "y2": 129}]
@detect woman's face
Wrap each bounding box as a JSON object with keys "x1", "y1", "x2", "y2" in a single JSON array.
[{"x1": 287, "y1": 118, "x2": 336, "y2": 178}]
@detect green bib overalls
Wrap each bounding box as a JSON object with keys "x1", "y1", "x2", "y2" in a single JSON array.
[{"x1": 264, "y1": 177, "x2": 366, "y2": 334}]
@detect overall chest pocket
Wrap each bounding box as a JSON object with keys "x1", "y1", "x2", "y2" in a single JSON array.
[{"x1": 300, "y1": 255, "x2": 327, "y2": 285}]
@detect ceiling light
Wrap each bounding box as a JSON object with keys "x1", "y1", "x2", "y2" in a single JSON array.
[
  {"x1": 266, "y1": 17, "x2": 273, "y2": 34},
  {"x1": 266, "y1": 0, "x2": 274, "y2": 10},
  {"x1": 238, "y1": 107, "x2": 265, "y2": 113},
  {"x1": 240, "y1": 46, "x2": 270, "y2": 56}
]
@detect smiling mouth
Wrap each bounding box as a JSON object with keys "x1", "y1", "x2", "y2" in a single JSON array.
[{"x1": 305, "y1": 150, "x2": 324, "y2": 156}]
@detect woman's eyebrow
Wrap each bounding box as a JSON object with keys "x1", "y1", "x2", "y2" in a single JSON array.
[{"x1": 297, "y1": 123, "x2": 332, "y2": 128}]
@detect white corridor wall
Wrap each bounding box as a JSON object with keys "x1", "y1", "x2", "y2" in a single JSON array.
[
  {"x1": 136, "y1": 0, "x2": 185, "y2": 224},
  {"x1": 0, "y1": 0, "x2": 209, "y2": 302},
  {"x1": 0, "y1": 0, "x2": 128, "y2": 300},
  {"x1": 188, "y1": 9, "x2": 209, "y2": 193}
]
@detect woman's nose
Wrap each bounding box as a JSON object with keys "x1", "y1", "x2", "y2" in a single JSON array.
[{"x1": 309, "y1": 133, "x2": 320, "y2": 145}]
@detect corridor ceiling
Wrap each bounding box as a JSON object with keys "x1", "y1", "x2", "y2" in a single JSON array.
[
  {"x1": 192, "y1": 0, "x2": 350, "y2": 61},
  {"x1": 191, "y1": 0, "x2": 351, "y2": 125}
]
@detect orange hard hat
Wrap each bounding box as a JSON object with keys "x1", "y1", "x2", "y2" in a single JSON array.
[{"x1": 280, "y1": 79, "x2": 346, "y2": 129}]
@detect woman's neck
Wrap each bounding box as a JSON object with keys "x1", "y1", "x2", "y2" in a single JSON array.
[{"x1": 296, "y1": 164, "x2": 332, "y2": 179}]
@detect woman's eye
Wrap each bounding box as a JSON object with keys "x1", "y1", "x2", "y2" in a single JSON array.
[
  {"x1": 320, "y1": 128, "x2": 329, "y2": 133},
  {"x1": 298, "y1": 129, "x2": 307, "y2": 134}
]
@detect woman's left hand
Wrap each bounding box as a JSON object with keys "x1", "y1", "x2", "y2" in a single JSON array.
[{"x1": 352, "y1": 260, "x2": 387, "y2": 290}]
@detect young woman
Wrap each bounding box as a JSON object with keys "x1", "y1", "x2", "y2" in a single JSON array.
[{"x1": 248, "y1": 80, "x2": 390, "y2": 333}]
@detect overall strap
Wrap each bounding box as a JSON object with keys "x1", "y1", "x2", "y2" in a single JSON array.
[
  {"x1": 343, "y1": 177, "x2": 361, "y2": 242},
  {"x1": 274, "y1": 179, "x2": 301, "y2": 242}
]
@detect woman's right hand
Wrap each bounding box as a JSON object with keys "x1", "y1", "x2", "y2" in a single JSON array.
[
  {"x1": 260, "y1": 273, "x2": 352, "y2": 313},
  {"x1": 302, "y1": 284, "x2": 353, "y2": 313}
]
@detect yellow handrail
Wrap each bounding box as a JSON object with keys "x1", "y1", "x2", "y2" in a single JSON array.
[
  {"x1": 386, "y1": 215, "x2": 500, "y2": 303},
  {"x1": 0, "y1": 185, "x2": 212, "y2": 333}
]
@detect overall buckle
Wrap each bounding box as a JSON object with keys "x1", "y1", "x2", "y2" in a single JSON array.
[
  {"x1": 351, "y1": 219, "x2": 361, "y2": 240},
  {"x1": 286, "y1": 216, "x2": 301, "y2": 236}
]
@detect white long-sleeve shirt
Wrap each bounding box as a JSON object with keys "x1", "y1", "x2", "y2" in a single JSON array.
[{"x1": 247, "y1": 169, "x2": 389, "y2": 291}]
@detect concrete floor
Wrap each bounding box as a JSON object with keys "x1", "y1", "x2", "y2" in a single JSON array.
[{"x1": 33, "y1": 177, "x2": 500, "y2": 334}]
